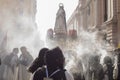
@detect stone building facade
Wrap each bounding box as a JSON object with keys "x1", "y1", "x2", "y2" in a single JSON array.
[
  {"x1": 67, "y1": 0, "x2": 120, "y2": 51},
  {"x1": 0, "y1": 0, "x2": 37, "y2": 52}
]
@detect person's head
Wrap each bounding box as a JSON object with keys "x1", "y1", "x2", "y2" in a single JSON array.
[
  {"x1": 94, "y1": 55, "x2": 100, "y2": 63},
  {"x1": 89, "y1": 55, "x2": 100, "y2": 67},
  {"x1": 45, "y1": 47, "x2": 65, "y2": 69},
  {"x1": 28, "y1": 47, "x2": 49, "y2": 73},
  {"x1": 38, "y1": 48, "x2": 49, "y2": 65},
  {"x1": 38, "y1": 48, "x2": 49, "y2": 58},
  {"x1": 13, "y1": 48, "x2": 19, "y2": 54},
  {"x1": 20, "y1": 46, "x2": 27, "y2": 53},
  {"x1": 104, "y1": 56, "x2": 112, "y2": 64}
]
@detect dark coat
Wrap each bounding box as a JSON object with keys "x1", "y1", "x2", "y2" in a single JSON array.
[
  {"x1": 28, "y1": 57, "x2": 43, "y2": 73},
  {"x1": 117, "y1": 64, "x2": 120, "y2": 80},
  {"x1": 33, "y1": 68, "x2": 66, "y2": 80}
]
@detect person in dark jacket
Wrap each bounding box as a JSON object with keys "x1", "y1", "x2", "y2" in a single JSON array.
[
  {"x1": 103, "y1": 56, "x2": 114, "y2": 80},
  {"x1": 18, "y1": 46, "x2": 33, "y2": 80},
  {"x1": 86, "y1": 55, "x2": 104, "y2": 80},
  {"x1": 33, "y1": 47, "x2": 74, "y2": 80},
  {"x1": 28, "y1": 48, "x2": 49, "y2": 73},
  {"x1": 113, "y1": 48, "x2": 120, "y2": 80}
]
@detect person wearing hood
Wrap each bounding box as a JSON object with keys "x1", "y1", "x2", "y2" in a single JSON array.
[
  {"x1": 33, "y1": 47, "x2": 74, "y2": 80},
  {"x1": 28, "y1": 48, "x2": 49, "y2": 73}
]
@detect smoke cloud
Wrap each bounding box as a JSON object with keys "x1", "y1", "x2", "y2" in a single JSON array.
[
  {"x1": 0, "y1": 7, "x2": 44, "y2": 58},
  {"x1": 44, "y1": 26, "x2": 112, "y2": 74},
  {"x1": 64, "y1": 28, "x2": 114, "y2": 74}
]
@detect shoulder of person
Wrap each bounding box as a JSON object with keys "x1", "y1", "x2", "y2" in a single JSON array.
[
  {"x1": 27, "y1": 52, "x2": 33, "y2": 59},
  {"x1": 34, "y1": 67, "x2": 46, "y2": 75},
  {"x1": 33, "y1": 67, "x2": 46, "y2": 80}
]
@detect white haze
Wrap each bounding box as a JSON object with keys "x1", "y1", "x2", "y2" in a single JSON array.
[
  {"x1": 0, "y1": 0, "x2": 115, "y2": 75},
  {"x1": 64, "y1": 28, "x2": 114, "y2": 73},
  {"x1": 36, "y1": 0, "x2": 115, "y2": 73},
  {"x1": 0, "y1": 8, "x2": 44, "y2": 58},
  {"x1": 0, "y1": 0, "x2": 78, "y2": 58}
]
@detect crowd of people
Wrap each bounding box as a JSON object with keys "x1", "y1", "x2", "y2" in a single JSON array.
[
  {"x1": 0, "y1": 46, "x2": 33, "y2": 80},
  {"x1": 28, "y1": 47, "x2": 120, "y2": 80},
  {"x1": 0, "y1": 46, "x2": 120, "y2": 80},
  {"x1": 29, "y1": 47, "x2": 74, "y2": 80},
  {"x1": 70, "y1": 48, "x2": 120, "y2": 80}
]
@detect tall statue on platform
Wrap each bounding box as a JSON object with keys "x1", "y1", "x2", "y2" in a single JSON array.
[{"x1": 54, "y1": 3, "x2": 67, "y2": 39}]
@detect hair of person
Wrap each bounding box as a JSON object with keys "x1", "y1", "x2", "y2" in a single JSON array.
[
  {"x1": 20, "y1": 46, "x2": 26, "y2": 50},
  {"x1": 13, "y1": 48, "x2": 18, "y2": 52},
  {"x1": 104, "y1": 56, "x2": 112, "y2": 64},
  {"x1": 38, "y1": 48, "x2": 49, "y2": 58},
  {"x1": 28, "y1": 47, "x2": 49, "y2": 73},
  {"x1": 45, "y1": 47, "x2": 65, "y2": 69}
]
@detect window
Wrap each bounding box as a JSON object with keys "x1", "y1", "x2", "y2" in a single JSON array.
[{"x1": 104, "y1": 0, "x2": 108, "y2": 21}]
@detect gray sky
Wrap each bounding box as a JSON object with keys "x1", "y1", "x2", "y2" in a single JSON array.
[{"x1": 36, "y1": 0, "x2": 78, "y2": 41}]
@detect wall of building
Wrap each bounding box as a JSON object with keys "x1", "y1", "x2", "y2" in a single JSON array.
[
  {"x1": 117, "y1": 0, "x2": 120, "y2": 46},
  {"x1": 0, "y1": 0, "x2": 37, "y2": 51},
  {"x1": 67, "y1": 0, "x2": 120, "y2": 50}
]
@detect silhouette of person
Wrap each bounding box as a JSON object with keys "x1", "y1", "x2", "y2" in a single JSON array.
[
  {"x1": 28, "y1": 48, "x2": 49, "y2": 73},
  {"x1": 113, "y1": 48, "x2": 120, "y2": 80},
  {"x1": 18, "y1": 46, "x2": 33, "y2": 80},
  {"x1": 86, "y1": 55, "x2": 104, "y2": 80},
  {"x1": 33, "y1": 47, "x2": 74, "y2": 80},
  {"x1": 3, "y1": 48, "x2": 19, "y2": 80},
  {"x1": 103, "y1": 56, "x2": 114, "y2": 80}
]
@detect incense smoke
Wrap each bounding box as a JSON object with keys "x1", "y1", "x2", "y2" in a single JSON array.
[
  {"x1": 0, "y1": 8, "x2": 44, "y2": 58},
  {"x1": 64, "y1": 28, "x2": 114, "y2": 74}
]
